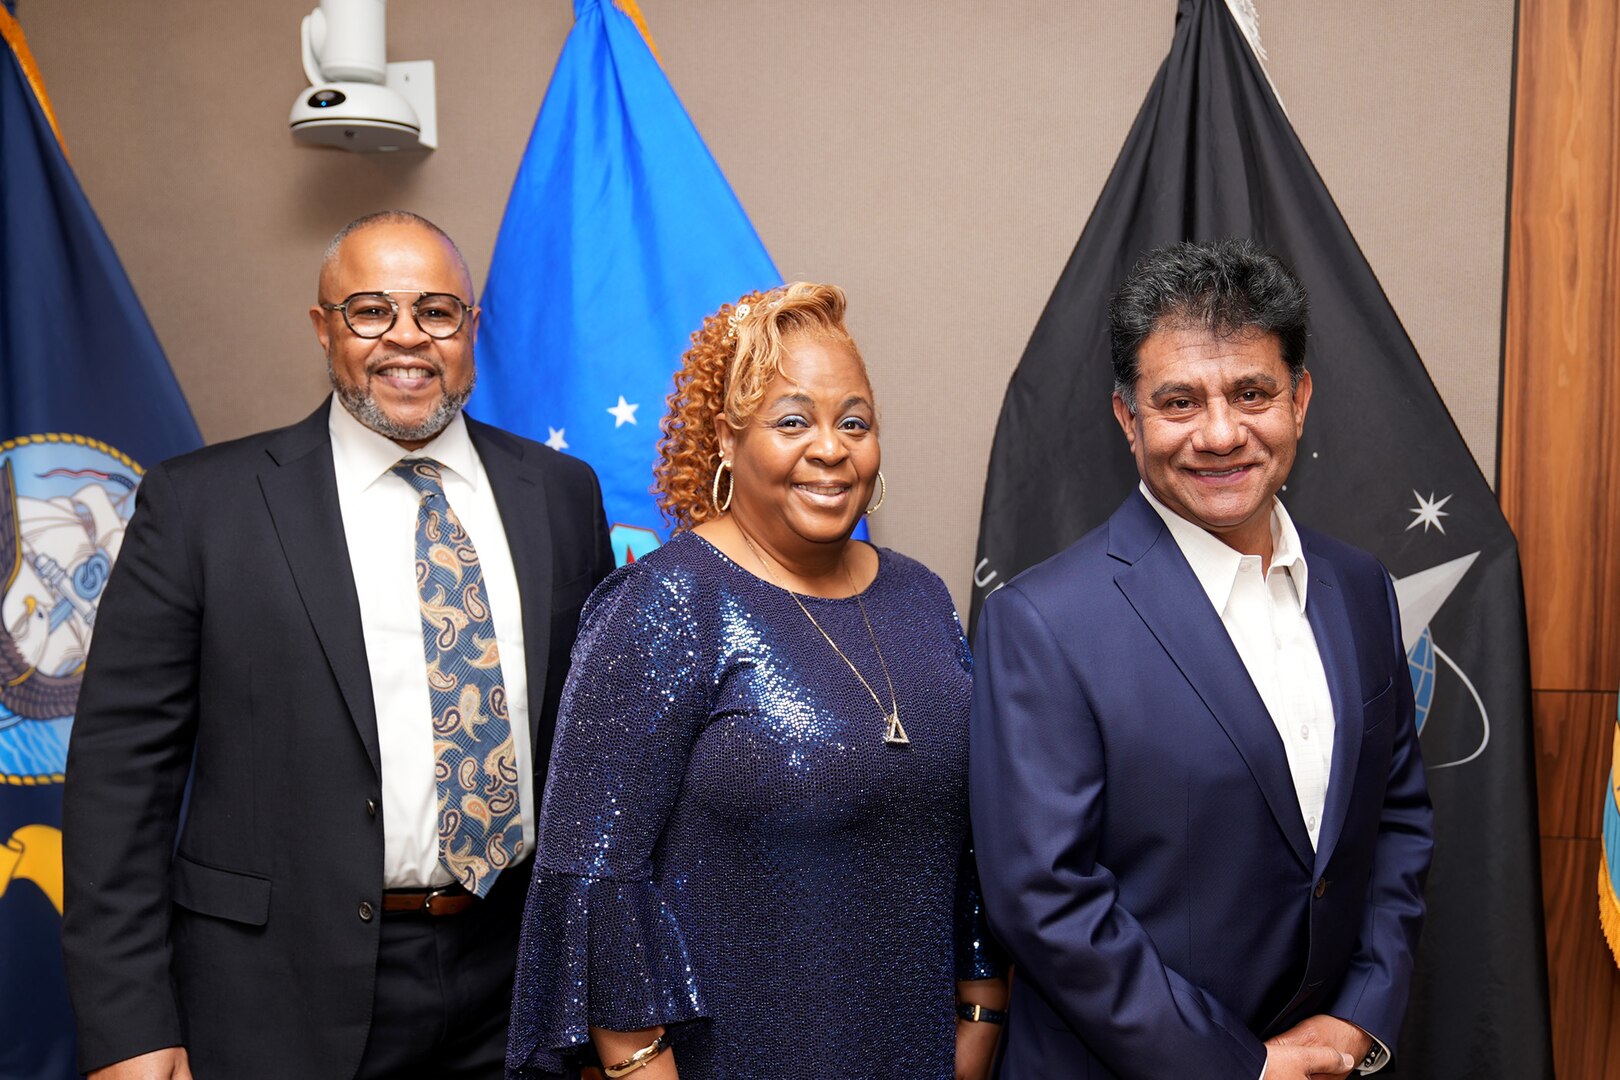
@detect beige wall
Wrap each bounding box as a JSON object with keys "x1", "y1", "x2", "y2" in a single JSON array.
[{"x1": 20, "y1": 1, "x2": 1514, "y2": 612}]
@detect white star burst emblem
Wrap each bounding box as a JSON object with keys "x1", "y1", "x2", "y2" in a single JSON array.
[
  {"x1": 545, "y1": 427, "x2": 569, "y2": 451},
  {"x1": 607, "y1": 396, "x2": 639, "y2": 427},
  {"x1": 1406, "y1": 490, "x2": 1452, "y2": 534}
]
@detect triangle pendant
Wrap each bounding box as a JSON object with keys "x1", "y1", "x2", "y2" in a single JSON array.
[{"x1": 883, "y1": 711, "x2": 910, "y2": 746}]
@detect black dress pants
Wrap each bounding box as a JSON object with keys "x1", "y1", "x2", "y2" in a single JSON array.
[{"x1": 354, "y1": 861, "x2": 532, "y2": 1080}]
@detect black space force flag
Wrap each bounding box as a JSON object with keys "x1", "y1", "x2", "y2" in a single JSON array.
[{"x1": 971, "y1": 1, "x2": 1552, "y2": 1075}]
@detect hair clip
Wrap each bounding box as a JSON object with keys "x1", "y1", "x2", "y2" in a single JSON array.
[{"x1": 723, "y1": 302, "x2": 752, "y2": 343}]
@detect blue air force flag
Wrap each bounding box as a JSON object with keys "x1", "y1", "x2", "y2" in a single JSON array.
[
  {"x1": 1, "y1": 6, "x2": 202, "y2": 1077},
  {"x1": 469, "y1": 0, "x2": 780, "y2": 564}
]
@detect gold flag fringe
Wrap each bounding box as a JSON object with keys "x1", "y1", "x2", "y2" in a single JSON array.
[
  {"x1": 0, "y1": 5, "x2": 67, "y2": 155},
  {"x1": 1600, "y1": 854, "x2": 1620, "y2": 967},
  {"x1": 614, "y1": 0, "x2": 662, "y2": 63}
]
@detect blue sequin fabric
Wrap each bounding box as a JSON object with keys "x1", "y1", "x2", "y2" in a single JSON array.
[{"x1": 507, "y1": 531, "x2": 1001, "y2": 1079}]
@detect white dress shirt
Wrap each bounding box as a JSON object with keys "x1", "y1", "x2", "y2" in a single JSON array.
[
  {"x1": 1141, "y1": 483, "x2": 1388, "y2": 1074},
  {"x1": 1141, "y1": 482, "x2": 1335, "y2": 848},
  {"x1": 329, "y1": 397, "x2": 536, "y2": 888}
]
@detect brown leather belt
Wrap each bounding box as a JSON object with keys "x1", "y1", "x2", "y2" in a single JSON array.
[{"x1": 382, "y1": 884, "x2": 475, "y2": 916}]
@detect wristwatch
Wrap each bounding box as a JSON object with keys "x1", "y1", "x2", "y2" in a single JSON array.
[{"x1": 956, "y1": 1002, "x2": 1009, "y2": 1025}]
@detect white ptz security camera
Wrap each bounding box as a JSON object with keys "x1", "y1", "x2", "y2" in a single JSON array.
[{"x1": 288, "y1": 0, "x2": 437, "y2": 152}]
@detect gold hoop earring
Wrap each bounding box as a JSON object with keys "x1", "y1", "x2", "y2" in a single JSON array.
[
  {"x1": 711, "y1": 460, "x2": 734, "y2": 514},
  {"x1": 865, "y1": 471, "x2": 886, "y2": 516}
]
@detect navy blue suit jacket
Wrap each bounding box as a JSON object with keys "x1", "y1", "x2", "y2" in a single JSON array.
[{"x1": 970, "y1": 492, "x2": 1432, "y2": 1079}]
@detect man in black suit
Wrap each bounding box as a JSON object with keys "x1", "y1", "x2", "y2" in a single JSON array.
[{"x1": 62, "y1": 211, "x2": 614, "y2": 1079}]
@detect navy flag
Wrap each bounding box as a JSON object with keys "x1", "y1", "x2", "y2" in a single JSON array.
[
  {"x1": 971, "y1": 1, "x2": 1552, "y2": 1075},
  {"x1": 1, "y1": 5, "x2": 201, "y2": 1076}
]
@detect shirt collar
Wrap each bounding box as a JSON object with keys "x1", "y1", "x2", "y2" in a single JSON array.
[
  {"x1": 1138, "y1": 481, "x2": 1310, "y2": 614},
  {"x1": 327, "y1": 392, "x2": 479, "y2": 496}
]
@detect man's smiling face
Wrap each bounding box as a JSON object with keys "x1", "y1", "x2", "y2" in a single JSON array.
[
  {"x1": 1112, "y1": 324, "x2": 1311, "y2": 559},
  {"x1": 312, "y1": 221, "x2": 478, "y2": 449}
]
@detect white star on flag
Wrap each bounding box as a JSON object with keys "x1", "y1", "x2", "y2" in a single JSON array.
[
  {"x1": 545, "y1": 427, "x2": 569, "y2": 451},
  {"x1": 1406, "y1": 490, "x2": 1453, "y2": 534},
  {"x1": 607, "y1": 396, "x2": 639, "y2": 427}
]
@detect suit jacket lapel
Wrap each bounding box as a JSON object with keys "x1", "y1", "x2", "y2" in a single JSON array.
[
  {"x1": 468, "y1": 420, "x2": 554, "y2": 747},
  {"x1": 258, "y1": 401, "x2": 381, "y2": 775},
  {"x1": 1109, "y1": 494, "x2": 1315, "y2": 871},
  {"x1": 1301, "y1": 540, "x2": 1363, "y2": 874}
]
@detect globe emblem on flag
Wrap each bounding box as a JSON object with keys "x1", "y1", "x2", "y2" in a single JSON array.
[
  {"x1": 1406, "y1": 626, "x2": 1436, "y2": 734},
  {"x1": 1393, "y1": 553, "x2": 1489, "y2": 769},
  {"x1": 0, "y1": 435, "x2": 142, "y2": 785}
]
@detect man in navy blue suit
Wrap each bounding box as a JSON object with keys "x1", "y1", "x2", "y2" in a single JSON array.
[{"x1": 971, "y1": 239, "x2": 1432, "y2": 1080}]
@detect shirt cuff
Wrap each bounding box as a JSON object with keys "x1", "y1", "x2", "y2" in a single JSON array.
[{"x1": 1356, "y1": 1032, "x2": 1391, "y2": 1074}]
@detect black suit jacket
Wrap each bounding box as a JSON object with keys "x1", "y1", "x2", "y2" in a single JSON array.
[{"x1": 61, "y1": 402, "x2": 614, "y2": 1076}]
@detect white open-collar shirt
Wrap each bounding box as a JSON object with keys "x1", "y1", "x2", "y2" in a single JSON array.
[
  {"x1": 329, "y1": 397, "x2": 536, "y2": 888},
  {"x1": 1140, "y1": 481, "x2": 1336, "y2": 850}
]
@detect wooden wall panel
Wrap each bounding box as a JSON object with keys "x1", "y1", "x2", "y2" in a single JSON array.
[
  {"x1": 1500, "y1": 0, "x2": 1620, "y2": 695},
  {"x1": 1502, "y1": 0, "x2": 1620, "y2": 1076},
  {"x1": 1535, "y1": 691, "x2": 1614, "y2": 840}
]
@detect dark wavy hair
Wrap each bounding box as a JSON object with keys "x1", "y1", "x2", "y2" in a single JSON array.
[{"x1": 1108, "y1": 238, "x2": 1309, "y2": 411}]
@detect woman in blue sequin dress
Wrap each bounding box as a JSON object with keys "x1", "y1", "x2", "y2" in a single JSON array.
[{"x1": 507, "y1": 283, "x2": 1006, "y2": 1080}]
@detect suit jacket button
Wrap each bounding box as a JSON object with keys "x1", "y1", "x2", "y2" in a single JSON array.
[
  {"x1": 1314, "y1": 877, "x2": 1328, "y2": 899},
  {"x1": 358, "y1": 901, "x2": 375, "y2": 922},
  {"x1": 366, "y1": 799, "x2": 378, "y2": 818}
]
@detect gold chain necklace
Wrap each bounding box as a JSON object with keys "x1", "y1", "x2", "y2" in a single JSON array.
[{"x1": 735, "y1": 529, "x2": 910, "y2": 747}]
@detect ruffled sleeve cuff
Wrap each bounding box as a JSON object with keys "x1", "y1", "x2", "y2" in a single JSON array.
[{"x1": 507, "y1": 870, "x2": 707, "y2": 1079}]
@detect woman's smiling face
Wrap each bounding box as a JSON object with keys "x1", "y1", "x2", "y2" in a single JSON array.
[{"x1": 718, "y1": 335, "x2": 881, "y2": 553}]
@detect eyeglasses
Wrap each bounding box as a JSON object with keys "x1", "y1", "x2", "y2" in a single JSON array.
[{"x1": 319, "y1": 290, "x2": 474, "y2": 340}]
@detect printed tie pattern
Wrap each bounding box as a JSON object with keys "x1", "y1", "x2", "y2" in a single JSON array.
[{"x1": 391, "y1": 458, "x2": 522, "y2": 897}]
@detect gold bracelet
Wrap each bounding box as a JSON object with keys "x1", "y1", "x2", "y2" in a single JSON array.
[{"x1": 603, "y1": 1032, "x2": 672, "y2": 1077}]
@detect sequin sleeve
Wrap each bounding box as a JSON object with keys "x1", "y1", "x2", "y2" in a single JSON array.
[
  {"x1": 946, "y1": 607, "x2": 1007, "y2": 981},
  {"x1": 955, "y1": 836, "x2": 1008, "y2": 980},
  {"x1": 507, "y1": 559, "x2": 712, "y2": 1079}
]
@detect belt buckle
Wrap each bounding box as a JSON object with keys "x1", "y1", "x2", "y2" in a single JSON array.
[{"x1": 422, "y1": 885, "x2": 459, "y2": 914}]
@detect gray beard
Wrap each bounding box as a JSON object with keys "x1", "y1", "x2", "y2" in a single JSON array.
[{"x1": 328, "y1": 356, "x2": 475, "y2": 443}]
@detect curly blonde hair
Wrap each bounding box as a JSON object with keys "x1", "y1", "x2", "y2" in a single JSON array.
[{"x1": 654, "y1": 282, "x2": 867, "y2": 530}]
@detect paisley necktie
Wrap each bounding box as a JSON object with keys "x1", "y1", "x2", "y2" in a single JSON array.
[{"x1": 390, "y1": 458, "x2": 521, "y2": 897}]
